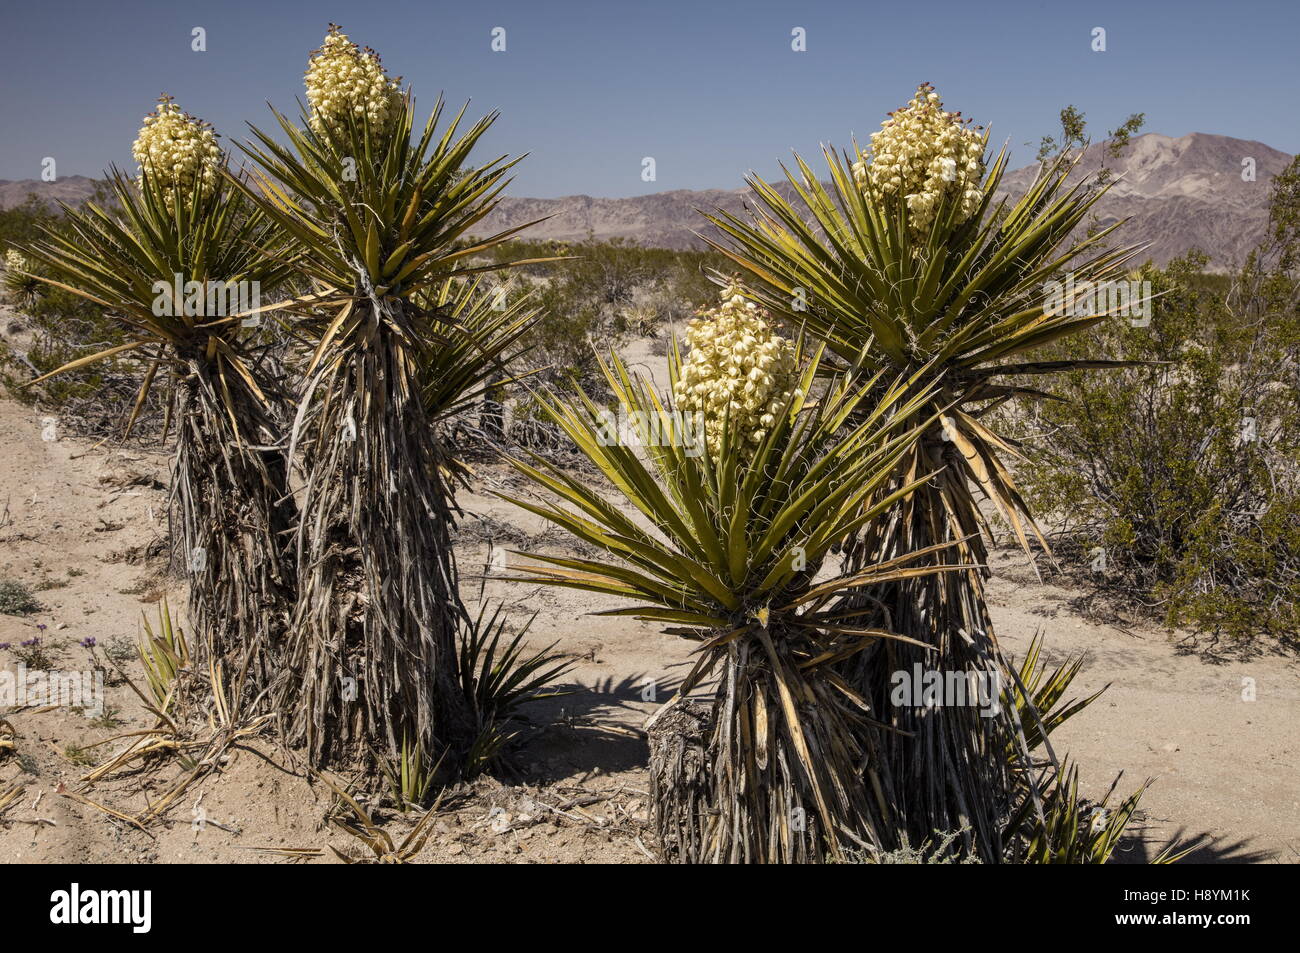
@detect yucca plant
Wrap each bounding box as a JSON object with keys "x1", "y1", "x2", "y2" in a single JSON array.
[
  {"x1": 458, "y1": 602, "x2": 573, "y2": 776},
  {"x1": 232, "y1": 27, "x2": 547, "y2": 771},
  {"x1": 16, "y1": 99, "x2": 295, "y2": 695},
  {"x1": 415, "y1": 276, "x2": 541, "y2": 489},
  {"x1": 137, "y1": 596, "x2": 191, "y2": 716},
  {"x1": 701, "y1": 85, "x2": 1149, "y2": 859},
  {"x1": 415, "y1": 277, "x2": 540, "y2": 429},
  {"x1": 318, "y1": 771, "x2": 441, "y2": 863},
  {"x1": 3, "y1": 249, "x2": 42, "y2": 309},
  {"x1": 502, "y1": 305, "x2": 969, "y2": 861},
  {"x1": 1001, "y1": 634, "x2": 1189, "y2": 863},
  {"x1": 379, "y1": 734, "x2": 437, "y2": 812}
]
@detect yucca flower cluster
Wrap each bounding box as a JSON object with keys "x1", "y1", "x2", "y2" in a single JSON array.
[
  {"x1": 674, "y1": 282, "x2": 798, "y2": 458},
  {"x1": 853, "y1": 83, "x2": 985, "y2": 236},
  {"x1": 131, "y1": 97, "x2": 222, "y2": 208},
  {"x1": 4, "y1": 249, "x2": 29, "y2": 275},
  {"x1": 304, "y1": 25, "x2": 402, "y2": 138},
  {"x1": 3, "y1": 248, "x2": 40, "y2": 302}
]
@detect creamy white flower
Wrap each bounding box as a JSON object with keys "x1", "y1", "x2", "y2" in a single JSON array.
[
  {"x1": 673, "y1": 281, "x2": 798, "y2": 460},
  {"x1": 304, "y1": 26, "x2": 402, "y2": 138},
  {"x1": 131, "y1": 97, "x2": 222, "y2": 209},
  {"x1": 4, "y1": 249, "x2": 30, "y2": 274},
  {"x1": 852, "y1": 83, "x2": 985, "y2": 237}
]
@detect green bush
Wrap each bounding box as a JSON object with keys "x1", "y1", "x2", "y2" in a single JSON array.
[
  {"x1": 487, "y1": 236, "x2": 727, "y2": 390},
  {"x1": 1011, "y1": 194, "x2": 1300, "y2": 642},
  {"x1": 0, "y1": 579, "x2": 41, "y2": 615}
]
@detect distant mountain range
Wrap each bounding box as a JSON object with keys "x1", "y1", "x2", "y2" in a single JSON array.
[
  {"x1": 0, "y1": 174, "x2": 102, "y2": 211},
  {"x1": 2, "y1": 134, "x2": 1291, "y2": 269},
  {"x1": 475, "y1": 133, "x2": 1292, "y2": 268}
]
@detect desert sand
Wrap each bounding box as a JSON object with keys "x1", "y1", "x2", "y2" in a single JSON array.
[{"x1": 1, "y1": 383, "x2": 1296, "y2": 863}]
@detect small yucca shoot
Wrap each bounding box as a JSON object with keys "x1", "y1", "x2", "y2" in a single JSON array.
[
  {"x1": 502, "y1": 327, "x2": 967, "y2": 862},
  {"x1": 1000, "y1": 634, "x2": 1190, "y2": 864},
  {"x1": 458, "y1": 602, "x2": 573, "y2": 776},
  {"x1": 318, "y1": 771, "x2": 440, "y2": 863},
  {"x1": 138, "y1": 597, "x2": 190, "y2": 716},
  {"x1": 378, "y1": 735, "x2": 437, "y2": 812}
]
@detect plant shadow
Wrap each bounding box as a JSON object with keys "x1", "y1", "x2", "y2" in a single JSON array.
[{"x1": 510, "y1": 671, "x2": 687, "y2": 784}]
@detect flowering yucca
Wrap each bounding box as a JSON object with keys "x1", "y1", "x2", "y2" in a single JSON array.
[
  {"x1": 4, "y1": 249, "x2": 29, "y2": 274},
  {"x1": 507, "y1": 349, "x2": 942, "y2": 862},
  {"x1": 22, "y1": 112, "x2": 294, "y2": 709},
  {"x1": 673, "y1": 281, "x2": 797, "y2": 457},
  {"x1": 706, "y1": 82, "x2": 1148, "y2": 861},
  {"x1": 304, "y1": 25, "x2": 402, "y2": 138},
  {"x1": 238, "y1": 26, "x2": 544, "y2": 773},
  {"x1": 852, "y1": 82, "x2": 984, "y2": 236},
  {"x1": 3, "y1": 248, "x2": 40, "y2": 304},
  {"x1": 131, "y1": 96, "x2": 222, "y2": 207}
]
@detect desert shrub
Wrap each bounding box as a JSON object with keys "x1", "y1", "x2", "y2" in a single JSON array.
[
  {"x1": 1, "y1": 289, "x2": 144, "y2": 414},
  {"x1": 1, "y1": 199, "x2": 164, "y2": 436},
  {"x1": 487, "y1": 236, "x2": 727, "y2": 392},
  {"x1": 0, "y1": 579, "x2": 40, "y2": 615},
  {"x1": 1012, "y1": 241, "x2": 1300, "y2": 641},
  {"x1": 0, "y1": 194, "x2": 62, "y2": 252},
  {"x1": 472, "y1": 237, "x2": 729, "y2": 458}
]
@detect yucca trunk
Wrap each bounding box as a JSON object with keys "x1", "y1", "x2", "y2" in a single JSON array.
[
  {"x1": 843, "y1": 429, "x2": 1020, "y2": 861},
  {"x1": 171, "y1": 351, "x2": 296, "y2": 699},
  {"x1": 650, "y1": 628, "x2": 882, "y2": 864},
  {"x1": 281, "y1": 298, "x2": 473, "y2": 769}
]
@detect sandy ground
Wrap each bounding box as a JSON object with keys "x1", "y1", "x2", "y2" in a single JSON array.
[{"x1": 1, "y1": 379, "x2": 1297, "y2": 863}]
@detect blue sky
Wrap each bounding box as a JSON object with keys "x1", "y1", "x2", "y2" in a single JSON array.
[{"x1": 1, "y1": 0, "x2": 1296, "y2": 196}]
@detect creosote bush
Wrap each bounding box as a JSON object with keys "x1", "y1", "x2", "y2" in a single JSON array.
[
  {"x1": 1012, "y1": 250, "x2": 1300, "y2": 642},
  {"x1": 486, "y1": 237, "x2": 730, "y2": 392}
]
